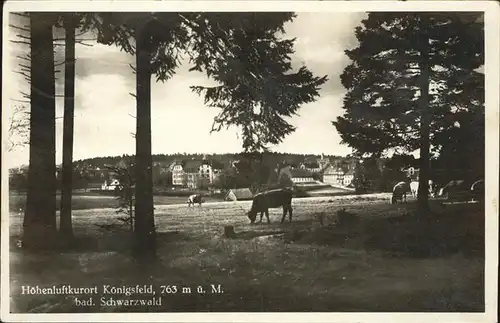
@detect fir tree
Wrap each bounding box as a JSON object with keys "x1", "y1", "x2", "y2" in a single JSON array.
[
  {"x1": 333, "y1": 13, "x2": 483, "y2": 214},
  {"x1": 23, "y1": 13, "x2": 59, "y2": 249},
  {"x1": 91, "y1": 12, "x2": 327, "y2": 258}
]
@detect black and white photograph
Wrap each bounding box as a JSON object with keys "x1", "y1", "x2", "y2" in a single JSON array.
[{"x1": 1, "y1": 1, "x2": 498, "y2": 322}]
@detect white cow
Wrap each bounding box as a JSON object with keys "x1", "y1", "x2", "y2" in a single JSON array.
[
  {"x1": 410, "y1": 181, "x2": 419, "y2": 198},
  {"x1": 409, "y1": 180, "x2": 434, "y2": 198}
]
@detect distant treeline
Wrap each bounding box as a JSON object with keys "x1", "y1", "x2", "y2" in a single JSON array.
[{"x1": 73, "y1": 152, "x2": 347, "y2": 169}]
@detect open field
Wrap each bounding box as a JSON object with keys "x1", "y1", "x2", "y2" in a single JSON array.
[
  {"x1": 8, "y1": 192, "x2": 225, "y2": 213},
  {"x1": 306, "y1": 186, "x2": 355, "y2": 196},
  {"x1": 8, "y1": 185, "x2": 354, "y2": 213},
  {"x1": 8, "y1": 193, "x2": 484, "y2": 312}
]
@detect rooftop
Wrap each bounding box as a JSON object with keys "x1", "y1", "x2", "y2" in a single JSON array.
[
  {"x1": 303, "y1": 161, "x2": 320, "y2": 169},
  {"x1": 290, "y1": 168, "x2": 313, "y2": 178}
]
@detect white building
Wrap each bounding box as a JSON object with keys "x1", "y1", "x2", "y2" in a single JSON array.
[
  {"x1": 278, "y1": 166, "x2": 315, "y2": 184},
  {"x1": 172, "y1": 159, "x2": 223, "y2": 188},
  {"x1": 172, "y1": 163, "x2": 185, "y2": 186},
  {"x1": 342, "y1": 171, "x2": 355, "y2": 187},
  {"x1": 322, "y1": 165, "x2": 344, "y2": 185}
]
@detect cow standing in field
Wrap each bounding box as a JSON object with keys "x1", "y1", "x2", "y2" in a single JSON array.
[
  {"x1": 410, "y1": 181, "x2": 419, "y2": 198},
  {"x1": 247, "y1": 188, "x2": 293, "y2": 224},
  {"x1": 392, "y1": 181, "x2": 410, "y2": 204},
  {"x1": 187, "y1": 194, "x2": 204, "y2": 207},
  {"x1": 409, "y1": 180, "x2": 435, "y2": 198}
]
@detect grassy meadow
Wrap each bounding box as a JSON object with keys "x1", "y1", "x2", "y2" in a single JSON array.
[
  {"x1": 8, "y1": 191, "x2": 225, "y2": 213},
  {"x1": 8, "y1": 193, "x2": 484, "y2": 313}
]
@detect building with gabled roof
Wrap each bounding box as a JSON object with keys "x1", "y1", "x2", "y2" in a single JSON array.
[
  {"x1": 278, "y1": 165, "x2": 315, "y2": 184},
  {"x1": 323, "y1": 165, "x2": 346, "y2": 186}
]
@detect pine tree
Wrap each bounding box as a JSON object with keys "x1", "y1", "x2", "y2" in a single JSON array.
[
  {"x1": 57, "y1": 14, "x2": 78, "y2": 242},
  {"x1": 23, "y1": 13, "x2": 59, "y2": 249},
  {"x1": 190, "y1": 13, "x2": 328, "y2": 152},
  {"x1": 333, "y1": 13, "x2": 483, "y2": 214},
  {"x1": 55, "y1": 13, "x2": 102, "y2": 243},
  {"x1": 91, "y1": 12, "x2": 327, "y2": 258},
  {"x1": 11, "y1": 12, "x2": 104, "y2": 249}
]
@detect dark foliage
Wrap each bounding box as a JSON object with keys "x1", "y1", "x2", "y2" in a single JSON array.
[
  {"x1": 333, "y1": 13, "x2": 484, "y2": 212},
  {"x1": 187, "y1": 13, "x2": 328, "y2": 152},
  {"x1": 334, "y1": 12, "x2": 483, "y2": 157}
]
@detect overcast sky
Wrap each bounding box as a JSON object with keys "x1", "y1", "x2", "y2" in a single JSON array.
[{"x1": 6, "y1": 12, "x2": 367, "y2": 168}]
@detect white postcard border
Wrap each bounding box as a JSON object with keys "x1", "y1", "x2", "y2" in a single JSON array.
[{"x1": 2, "y1": 1, "x2": 498, "y2": 322}]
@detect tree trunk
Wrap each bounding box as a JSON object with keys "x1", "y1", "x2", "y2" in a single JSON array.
[
  {"x1": 417, "y1": 20, "x2": 431, "y2": 216},
  {"x1": 23, "y1": 13, "x2": 58, "y2": 249},
  {"x1": 134, "y1": 24, "x2": 156, "y2": 259},
  {"x1": 59, "y1": 17, "x2": 76, "y2": 242}
]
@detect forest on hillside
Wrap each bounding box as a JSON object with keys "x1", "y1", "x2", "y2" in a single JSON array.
[{"x1": 71, "y1": 152, "x2": 347, "y2": 169}]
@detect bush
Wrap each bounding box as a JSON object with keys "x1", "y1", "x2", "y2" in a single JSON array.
[{"x1": 105, "y1": 163, "x2": 135, "y2": 232}]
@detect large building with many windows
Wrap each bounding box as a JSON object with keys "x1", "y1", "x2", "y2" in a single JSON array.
[
  {"x1": 323, "y1": 163, "x2": 355, "y2": 187},
  {"x1": 172, "y1": 162, "x2": 186, "y2": 186},
  {"x1": 171, "y1": 158, "x2": 223, "y2": 189}
]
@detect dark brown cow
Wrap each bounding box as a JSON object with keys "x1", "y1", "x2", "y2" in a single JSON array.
[{"x1": 247, "y1": 188, "x2": 293, "y2": 224}]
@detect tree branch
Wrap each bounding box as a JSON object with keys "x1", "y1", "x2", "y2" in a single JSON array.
[
  {"x1": 11, "y1": 98, "x2": 30, "y2": 103},
  {"x1": 16, "y1": 55, "x2": 31, "y2": 62},
  {"x1": 15, "y1": 34, "x2": 30, "y2": 40},
  {"x1": 76, "y1": 41, "x2": 94, "y2": 47},
  {"x1": 10, "y1": 40, "x2": 30, "y2": 45},
  {"x1": 54, "y1": 37, "x2": 96, "y2": 42},
  {"x1": 14, "y1": 71, "x2": 31, "y2": 79},
  {"x1": 54, "y1": 58, "x2": 76, "y2": 67},
  {"x1": 9, "y1": 24, "x2": 30, "y2": 32}
]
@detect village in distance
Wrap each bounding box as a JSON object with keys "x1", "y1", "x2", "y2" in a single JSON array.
[
  {"x1": 10, "y1": 149, "x2": 477, "y2": 205},
  {"x1": 9, "y1": 152, "x2": 362, "y2": 203}
]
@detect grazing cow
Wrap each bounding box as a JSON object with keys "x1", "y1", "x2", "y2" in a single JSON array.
[
  {"x1": 392, "y1": 181, "x2": 410, "y2": 204},
  {"x1": 247, "y1": 188, "x2": 293, "y2": 224},
  {"x1": 470, "y1": 179, "x2": 484, "y2": 202},
  {"x1": 187, "y1": 194, "x2": 204, "y2": 207},
  {"x1": 438, "y1": 180, "x2": 468, "y2": 201}
]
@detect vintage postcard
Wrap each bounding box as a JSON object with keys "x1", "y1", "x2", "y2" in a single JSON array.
[{"x1": 1, "y1": 1, "x2": 498, "y2": 322}]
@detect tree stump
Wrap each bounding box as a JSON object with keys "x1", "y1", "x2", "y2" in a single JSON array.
[{"x1": 224, "y1": 225, "x2": 236, "y2": 238}]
